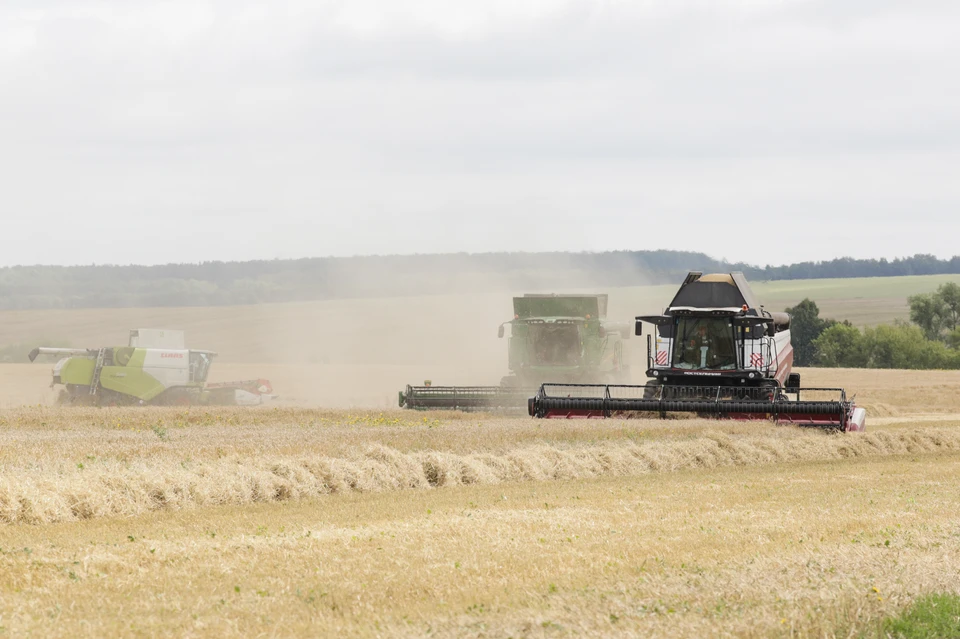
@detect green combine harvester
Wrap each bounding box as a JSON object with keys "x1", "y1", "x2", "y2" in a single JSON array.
[
  {"x1": 29, "y1": 329, "x2": 275, "y2": 406},
  {"x1": 399, "y1": 294, "x2": 631, "y2": 411}
]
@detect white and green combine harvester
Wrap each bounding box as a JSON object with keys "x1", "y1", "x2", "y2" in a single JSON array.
[{"x1": 29, "y1": 329, "x2": 274, "y2": 406}]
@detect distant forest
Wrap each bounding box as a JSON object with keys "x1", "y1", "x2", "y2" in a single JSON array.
[{"x1": 0, "y1": 251, "x2": 958, "y2": 310}]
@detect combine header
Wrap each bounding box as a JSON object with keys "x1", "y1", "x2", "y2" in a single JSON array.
[
  {"x1": 527, "y1": 273, "x2": 865, "y2": 431},
  {"x1": 400, "y1": 294, "x2": 630, "y2": 411},
  {"x1": 29, "y1": 329, "x2": 276, "y2": 407}
]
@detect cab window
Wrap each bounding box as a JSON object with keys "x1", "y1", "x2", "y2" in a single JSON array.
[
  {"x1": 672, "y1": 318, "x2": 737, "y2": 370},
  {"x1": 189, "y1": 352, "x2": 212, "y2": 383}
]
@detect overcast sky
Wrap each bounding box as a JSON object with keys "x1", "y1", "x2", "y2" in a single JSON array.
[{"x1": 1, "y1": 0, "x2": 957, "y2": 267}]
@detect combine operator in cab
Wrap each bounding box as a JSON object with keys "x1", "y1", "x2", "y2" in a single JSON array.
[{"x1": 528, "y1": 272, "x2": 865, "y2": 431}]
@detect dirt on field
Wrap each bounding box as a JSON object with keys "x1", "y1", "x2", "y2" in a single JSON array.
[{"x1": 0, "y1": 291, "x2": 516, "y2": 408}]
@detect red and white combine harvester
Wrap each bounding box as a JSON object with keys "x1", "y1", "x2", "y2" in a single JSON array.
[{"x1": 528, "y1": 272, "x2": 865, "y2": 431}]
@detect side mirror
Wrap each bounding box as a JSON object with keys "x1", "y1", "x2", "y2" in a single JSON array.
[
  {"x1": 498, "y1": 325, "x2": 505, "y2": 338},
  {"x1": 634, "y1": 320, "x2": 643, "y2": 336}
]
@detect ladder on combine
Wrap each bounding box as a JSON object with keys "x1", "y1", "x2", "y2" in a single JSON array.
[{"x1": 89, "y1": 348, "x2": 107, "y2": 396}]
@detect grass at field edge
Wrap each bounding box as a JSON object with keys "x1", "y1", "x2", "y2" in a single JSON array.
[{"x1": 876, "y1": 593, "x2": 960, "y2": 639}]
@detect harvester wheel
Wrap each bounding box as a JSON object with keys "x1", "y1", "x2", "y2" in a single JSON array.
[
  {"x1": 62, "y1": 387, "x2": 95, "y2": 406},
  {"x1": 155, "y1": 388, "x2": 199, "y2": 406},
  {"x1": 97, "y1": 389, "x2": 130, "y2": 408}
]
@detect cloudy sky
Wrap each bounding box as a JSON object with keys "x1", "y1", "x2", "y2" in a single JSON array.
[{"x1": 1, "y1": 0, "x2": 957, "y2": 267}]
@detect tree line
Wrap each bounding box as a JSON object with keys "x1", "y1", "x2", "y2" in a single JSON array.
[
  {"x1": 788, "y1": 283, "x2": 960, "y2": 369},
  {"x1": 1, "y1": 251, "x2": 958, "y2": 310}
]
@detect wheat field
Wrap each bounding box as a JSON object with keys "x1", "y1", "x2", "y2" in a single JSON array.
[
  {"x1": 2, "y1": 278, "x2": 960, "y2": 637},
  {"x1": 0, "y1": 364, "x2": 959, "y2": 637}
]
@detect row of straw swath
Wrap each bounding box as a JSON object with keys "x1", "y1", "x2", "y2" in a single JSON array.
[{"x1": 1, "y1": 428, "x2": 958, "y2": 525}]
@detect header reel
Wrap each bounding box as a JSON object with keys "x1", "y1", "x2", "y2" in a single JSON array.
[{"x1": 527, "y1": 383, "x2": 866, "y2": 431}]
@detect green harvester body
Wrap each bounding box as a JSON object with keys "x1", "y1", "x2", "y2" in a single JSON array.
[{"x1": 399, "y1": 294, "x2": 630, "y2": 411}]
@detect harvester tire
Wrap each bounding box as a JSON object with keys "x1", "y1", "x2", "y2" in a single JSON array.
[
  {"x1": 61, "y1": 386, "x2": 96, "y2": 406},
  {"x1": 97, "y1": 388, "x2": 133, "y2": 407},
  {"x1": 155, "y1": 388, "x2": 200, "y2": 406}
]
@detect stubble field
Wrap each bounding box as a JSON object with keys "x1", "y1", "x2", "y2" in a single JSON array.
[
  {"x1": 0, "y1": 366, "x2": 958, "y2": 637},
  {"x1": 2, "y1": 277, "x2": 960, "y2": 637}
]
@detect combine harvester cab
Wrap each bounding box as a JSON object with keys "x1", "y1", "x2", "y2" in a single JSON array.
[
  {"x1": 29, "y1": 329, "x2": 276, "y2": 407},
  {"x1": 399, "y1": 294, "x2": 631, "y2": 411},
  {"x1": 528, "y1": 273, "x2": 865, "y2": 431}
]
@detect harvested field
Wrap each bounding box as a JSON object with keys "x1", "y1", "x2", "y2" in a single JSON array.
[
  {"x1": 0, "y1": 368, "x2": 959, "y2": 637},
  {"x1": 1, "y1": 405, "x2": 960, "y2": 526}
]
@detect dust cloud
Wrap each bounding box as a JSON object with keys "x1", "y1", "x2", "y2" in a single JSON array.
[{"x1": 0, "y1": 258, "x2": 664, "y2": 408}]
